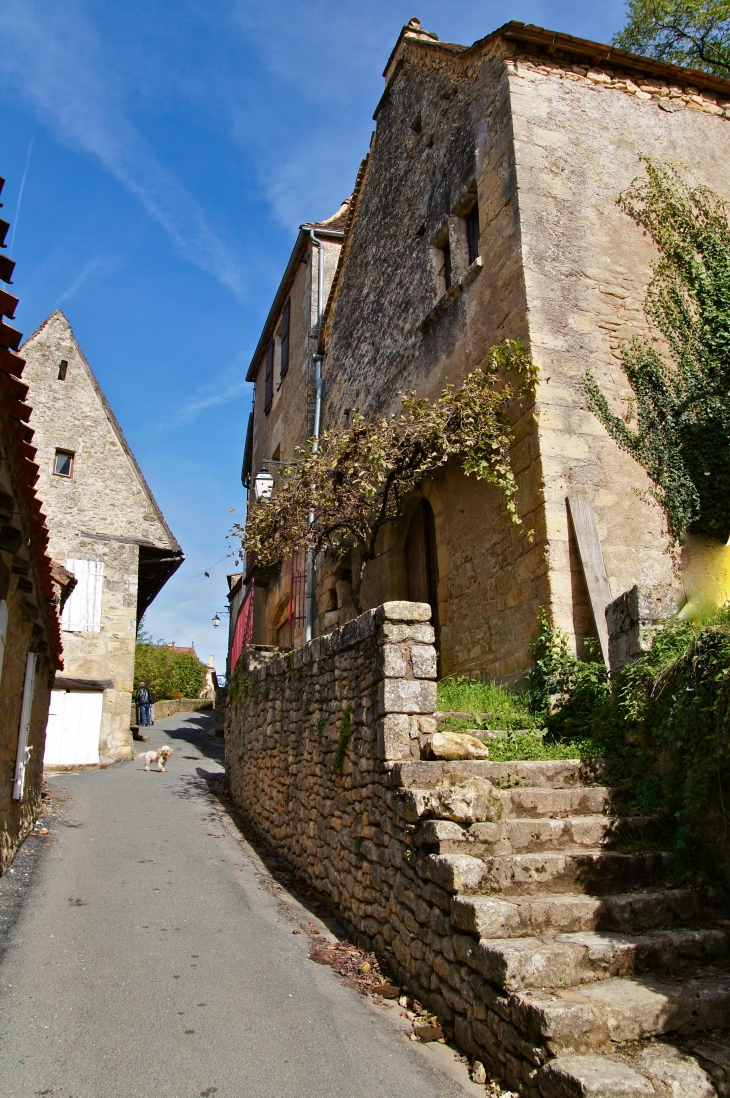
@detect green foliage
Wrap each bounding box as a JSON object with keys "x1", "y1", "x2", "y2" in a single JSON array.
[
  {"x1": 485, "y1": 730, "x2": 601, "y2": 762},
  {"x1": 332, "y1": 708, "x2": 354, "y2": 773},
  {"x1": 134, "y1": 644, "x2": 206, "y2": 701},
  {"x1": 235, "y1": 341, "x2": 537, "y2": 608},
  {"x1": 315, "y1": 716, "x2": 327, "y2": 744},
  {"x1": 584, "y1": 159, "x2": 730, "y2": 543},
  {"x1": 436, "y1": 676, "x2": 537, "y2": 731},
  {"x1": 527, "y1": 609, "x2": 611, "y2": 737},
  {"x1": 613, "y1": 0, "x2": 730, "y2": 76}
]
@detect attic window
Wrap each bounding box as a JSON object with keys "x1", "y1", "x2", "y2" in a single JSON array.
[
  {"x1": 279, "y1": 298, "x2": 290, "y2": 382},
  {"x1": 58, "y1": 360, "x2": 68, "y2": 381},
  {"x1": 263, "y1": 338, "x2": 274, "y2": 415},
  {"x1": 442, "y1": 242, "x2": 452, "y2": 291},
  {"x1": 53, "y1": 450, "x2": 74, "y2": 478}
]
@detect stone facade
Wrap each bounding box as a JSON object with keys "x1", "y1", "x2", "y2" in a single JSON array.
[
  {"x1": 242, "y1": 18, "x2": 730, "y2": 681},
  {"x1": 21, "y1": 312, "x2": 182, "y2": 764},
  {"x1": 227, "y1": 601, "x2": 730, "y2": 1095},
  {"x1": 240, "y1": 205, "x2": 348, "y2": 649},
  {"x1": 0, "y1": 219, "x2": 68, "y2": 871}
]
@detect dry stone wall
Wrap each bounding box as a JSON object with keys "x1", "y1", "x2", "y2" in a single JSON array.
[{"x1": 226, "y1": 603, "x2": 545, "y2": 1095}]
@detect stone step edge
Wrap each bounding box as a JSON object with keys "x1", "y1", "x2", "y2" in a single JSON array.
[
  {"x1": 466, "y1": 926, "x2": 730, "y2": 992},
  {"x1": 510, "y1": 972, "x2": 730, "y2": 1052},
  {"x1": 415, "y1": 815, "x2": 661, "y2": 851},
  {"x1": 390, "y1": 757, "x2": 613, "y2": 790},
  {"x1": 451, "y1": 888, "x2": 727, "y2": 938},
  {"x1": 537, "y1": 1047, "x2": 716, "y2": 1098}
]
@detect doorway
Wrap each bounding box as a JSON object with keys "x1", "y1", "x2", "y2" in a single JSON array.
[
  {"x1": 405, "y1": 499, "x2": 440, "y2": 661},
  {"x1": 44, "y1": 690, "x2": 102, "y2": 766}
]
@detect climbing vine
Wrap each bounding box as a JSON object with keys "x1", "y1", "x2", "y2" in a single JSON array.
[
  {"x1": 235, "y1": 341, "x2": 536, "y2": 607},
  {"x1": 584, "y1": 158, "x2": 730, "y2": 543}
]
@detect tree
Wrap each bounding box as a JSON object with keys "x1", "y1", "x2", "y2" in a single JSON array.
[
  {"x1": 584, "y1": 158, "x2": 730, "y2": 543},
  {"x1": 134, "y1": 645, "x2": 206, "y2": 700},
  {"x1": 235, "y1": 341, "x2": 536, "y2": 610},
  {"x1": 613, "y1": 1, "x2": 730, "y2": 77}
]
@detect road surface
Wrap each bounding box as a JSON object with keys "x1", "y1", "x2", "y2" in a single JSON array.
[{"x1": 0, "y1": 712, "x2": 480, "y2": 1098}]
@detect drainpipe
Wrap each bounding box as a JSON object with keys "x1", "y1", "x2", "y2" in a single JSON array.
[{"x1": 305, "y1": 230, "x2": 324, "y2": 643}]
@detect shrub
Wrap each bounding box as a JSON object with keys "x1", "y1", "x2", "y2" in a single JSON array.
[{"x1": 134, "y1": 645, "x2": 206, "y2": 701}]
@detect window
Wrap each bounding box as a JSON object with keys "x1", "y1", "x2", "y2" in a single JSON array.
[
  {"x1": 263, "y1": 338, "x2": 274, "y2": 415},
  {"x1": 57, "y1": 360, "x2": 68, "y2": 381},
  {"x1": 279, "y1": 298, "x2": 290, "y2": 381},
  {"x1": 442, "y1": 242, "x2": 452, "y2": 291},
  {"x1": 466, "y1": 204, "x2": 480, "y2": 265},
  {"x1": 61, "y1": 559, "x2": 104, "y2": 633},
  {"x1": 54, "y1": 450, "x2": 74, "y2": 478}
]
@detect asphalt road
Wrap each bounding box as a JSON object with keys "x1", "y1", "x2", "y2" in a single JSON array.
[{"x1": 0, "y1": 712, "x2": 479, "y2": 1098}]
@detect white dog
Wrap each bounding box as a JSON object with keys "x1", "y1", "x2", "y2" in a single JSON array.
[{"x1": 136, "y1": 745, "x2": 173, "y2": 772}]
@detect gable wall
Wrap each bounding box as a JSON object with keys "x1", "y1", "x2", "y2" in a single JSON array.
[
  {"x1": 508, "y1": 58, "x2": 730, "y2": 642},
  {"x1": 321, "y1": 43, "x2": 546, "y2": 679},
  {"x1": 21, "y1": 312, "x2": 174, "y2": 761}
]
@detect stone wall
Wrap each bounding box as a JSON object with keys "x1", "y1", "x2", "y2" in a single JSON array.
[{"x1": 225, "y1": 602, "x2": 534, "y2": 1090}]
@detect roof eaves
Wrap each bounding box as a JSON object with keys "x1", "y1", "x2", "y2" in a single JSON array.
[
  {"x1": 472, "y1": 21, "x2": 730, "y2": 95},
  {"x1": 245, "y1": 224, "x2": 345, "y2": 384}
]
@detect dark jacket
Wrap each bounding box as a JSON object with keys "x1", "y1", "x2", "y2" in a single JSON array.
[{"x1": 136, "y1": 686, "x2": 153, "y2": 705}]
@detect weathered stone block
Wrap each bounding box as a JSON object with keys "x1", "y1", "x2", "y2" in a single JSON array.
[
  {"x1": 378, "y1": 678, "x2": 437, "y2": 715},
  {"x1": 376, "y1": 714, "x2": 411, "y2": 761},
  {"x1": 375, "y1": 601, "x2": 432, "y2": 623}
]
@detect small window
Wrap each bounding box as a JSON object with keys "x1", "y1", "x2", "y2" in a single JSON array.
[
  {"x1": 466, "y1": 204, "x2": 480, "y2": 265},
  {"x1": 279, "y1": 299, "x2": 290, "y2": 381},
  {"x1": 54, "y1": 450, "x2": 74, "y2": 478},
  {"x1": 57, "y1": 360, "x2": 68, "y2": 381},
  {"x1": 263, "y1": 339, "x2": 274, "y2": 415},
  {"x1": 442, "y1": 242, "x2": 452, "y2": 291}
]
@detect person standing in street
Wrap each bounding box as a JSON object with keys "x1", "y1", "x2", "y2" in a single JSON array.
[{"x1": 136, "y1": 682, "x2": 154, "y2": 727}]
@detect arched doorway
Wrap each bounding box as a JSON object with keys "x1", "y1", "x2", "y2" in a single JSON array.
[{"x1": 405, "y1": 498, "x2": 440, "y2": 661}]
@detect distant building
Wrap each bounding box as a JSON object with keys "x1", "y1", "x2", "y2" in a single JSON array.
[
  {"x1": 0, "y1": 183, "x2": 71, "y2": 871},
  {"x1": 21, "y1": 311, "x2": 183, "y2": 766}
]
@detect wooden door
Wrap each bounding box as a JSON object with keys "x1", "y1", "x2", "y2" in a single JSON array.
[
  {"x1": 44, "y1": 690, "x2": 102, "y2": 766},
  {"x1": 405, "y1": 499, "x2": 440, "y2": 658}
]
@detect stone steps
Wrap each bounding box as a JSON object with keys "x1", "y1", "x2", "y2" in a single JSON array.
[
  {"x1": 471, "y1": 927, "x2": 730, "y2": 992},
  {"x1": 451, "y1": 887, "x2": 726, "y2": 938},
  {"x1": 417, "y1": 814, "x2": 660, "y2": 855},
  {"x1": 500, "y1": 784, "x2": 628, "y2": 818},
  {"x1": 513, "y1": 971, "x2": 730, "y2": 1052},
  {"x1": 538, "y1": 1047, "x2": 717, "y2": 1098},
  {"x1": 393, "y1": 757, "x2": 611, "y2": 790},
  {"x1": 423, "y1": 849, "x2": 671, "y2": 895}
]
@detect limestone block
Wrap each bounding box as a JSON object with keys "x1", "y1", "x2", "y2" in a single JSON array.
[
  {"x1": 375, "y1": 601, "x2": 432, "y2": 623},
  {"x1": 379, "y1": 644, "x2": 408, "y2": 678},
  {"x1": 378, "y1": 678, "x2": 437, "y2": 715},
  {"x1": 426, "y1": 854, "x2": 486, "y2": 893},
  {"x1": 378, "y1": 621, "x2": 435, "y2": 644},
  {"x1": 606, "y1": 585, "x2": 679, "y2": 674},
  {"x1": 427, "y1": 731, "x2": 490, "y2": 760},
  {"x1": 411, "y1": 644, "x2": 437, "y2": 679},
  {"x1": 538, "y1": 1054, "x2": 655, "y2": 1097},
  {"x1": 377, "y1": 714, "x2": 411, "y2": 761},
  {"x1": 634, "y1": 1044, "x2": 715, "y2": 1098}
]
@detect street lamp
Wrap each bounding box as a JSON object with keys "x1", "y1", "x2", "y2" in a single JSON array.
[
  {"x1": 253, "y1": 468, "x2": 275, "y2": 502},
  {"x1": 212, "y1": 613, "x2": 221, "y2": 628}
]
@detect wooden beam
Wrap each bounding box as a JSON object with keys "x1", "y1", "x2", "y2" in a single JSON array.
[{"x1": 567, "y1": 489, "x2": 613, "y2": 665}]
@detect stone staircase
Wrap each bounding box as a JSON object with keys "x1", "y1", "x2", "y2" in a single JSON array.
[{"x1": 391, "y1": 757, "x2": 730, "y2": 1097}]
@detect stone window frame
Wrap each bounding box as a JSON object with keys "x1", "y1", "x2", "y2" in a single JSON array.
[
  {"x1": 429, "y1": 182, "x2": 481, "y2": 304},
  {"x1": 53, "y1": 449, "x2": 75, "y2": 479}
]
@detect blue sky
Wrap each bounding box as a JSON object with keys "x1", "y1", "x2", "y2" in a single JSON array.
[{"x1": 0, "y1": 0, "x2": 627, "y2": 674}]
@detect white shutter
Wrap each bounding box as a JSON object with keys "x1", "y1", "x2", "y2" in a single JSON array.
[
  {"x1": 62, "y1": 560, "x2": 104, "y2": 633},
  {"x1": 0, "y1": 599, "x2": 8, "y2": 684},
  {"x1": 13, "y1": 651, "x2": 37, "y2": 800}
]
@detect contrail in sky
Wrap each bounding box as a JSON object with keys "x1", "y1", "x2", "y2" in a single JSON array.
[{"x1": 9, "y1": 133, "x2": 35, "y2": 253}]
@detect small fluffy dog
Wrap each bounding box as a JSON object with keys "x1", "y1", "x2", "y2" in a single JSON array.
[{"x1": 136, "y1": 745, "x2": 173, "y2": 772}]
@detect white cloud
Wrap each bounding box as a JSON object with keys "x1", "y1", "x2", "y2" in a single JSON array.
[
  {"x1": 57, "y1": 253, "x2": 121, "y2": 305},
  {"x1": 0, "y1": 0, "x2": 247, "y2": 302},
  {"x1": 170, "y1": 349, "x2": 252, "y2": 426}
]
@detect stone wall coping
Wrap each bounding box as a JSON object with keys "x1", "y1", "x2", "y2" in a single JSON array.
[{"x1": 243, "y1": 601, "x2": 434, "y2": 684}]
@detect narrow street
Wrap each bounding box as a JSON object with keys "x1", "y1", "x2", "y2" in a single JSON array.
[{"x1": 0, "y1": 713, "x2": 477, "y2": 1098}]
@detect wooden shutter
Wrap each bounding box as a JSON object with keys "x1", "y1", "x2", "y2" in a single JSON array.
[
  {"x1": 264, "y1": 339, "x2": 274, "y2": 414},
  {"x1": 279, "y1": 299, "x2": 290, "y2": 380},
  {"x1": 13, "y1": 651, "x2": 37, "y2": 800},
  {"x1": 62, "y1": 559, "x2": 104, "y2": 632}
]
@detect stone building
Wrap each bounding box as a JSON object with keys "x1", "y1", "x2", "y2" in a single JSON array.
[
  {"x1": 241, "y1": 18, "x2": 730, "y2": 681},
  {"x1": 21, "y1": 311, "x2": 183, "y2": 766},
  {"x1": 240, "y1": 202, "x2": 349, "y2": 649},
  {"x1": 0, "y1": 189, "x2": 72, "y2": 871}
]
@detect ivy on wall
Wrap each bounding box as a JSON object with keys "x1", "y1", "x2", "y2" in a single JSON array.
[
  {"x1": 584, "y1": 158, "x2": 730, "y2": 543},
  {"x1": 235, "y1": 341, "x2": 536, "y2": 608}
]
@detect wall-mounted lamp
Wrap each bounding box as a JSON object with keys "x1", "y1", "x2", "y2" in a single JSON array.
[
  {"x1": 212, "y1": 609, "x2": 229, "y2": 628},
  {"x1": 253, "y1": 468, "x2": 275, "y2": 502}
]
